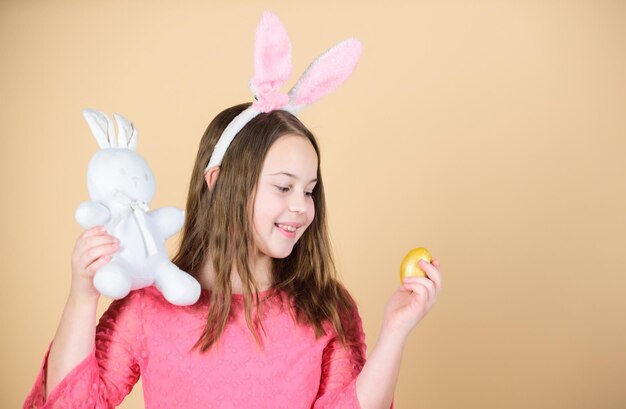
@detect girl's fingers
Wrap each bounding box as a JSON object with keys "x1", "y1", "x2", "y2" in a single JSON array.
[
  {"x1": 75, "y1": 227, "x2": 113, "y2": 253},
  {"x1": 403, "y1": 277, "x2": 435, "y2": 304},
  {"x1": 402, "y1": 280, "x2": 430, "y2": 305},
  {"x1": 81, "y1": 234, "x2": 119, "y2": 251},
  {"x1": 79, "y1": 241, "x2": 119, "y2": 268},
  {"x1": 84, "y1": 254, "x2": 112, "y2": 276},
  {"x1": 80, "y1": 226, "x2": 108, "y2": 240},
  {"x1": 403, "y1": 276, "x2": 435, "y2": 295},
  {"x1": 418, "y1": 259, "x2": 442, "y2": 291}
]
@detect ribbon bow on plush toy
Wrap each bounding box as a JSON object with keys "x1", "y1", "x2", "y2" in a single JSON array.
[
  {"x1": 205, "y1": 11, "x2": 363, "y2": 171},
  {"x1": 75, "y1": 109, "x2": 201, "y2": 305}
]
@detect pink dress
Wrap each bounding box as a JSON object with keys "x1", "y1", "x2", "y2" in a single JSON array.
[{"x1": 24, "y1": 286, "x2": 392, "y2": 408}]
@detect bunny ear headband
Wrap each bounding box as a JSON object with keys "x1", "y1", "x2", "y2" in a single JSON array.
[{"x1": 204, "y1": 11, "x2": 362, "y2": 172}]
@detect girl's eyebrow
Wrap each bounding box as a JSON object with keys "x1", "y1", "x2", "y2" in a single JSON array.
[{"x1": 268, "y1": 172, "x2": 317, "y2": 184}]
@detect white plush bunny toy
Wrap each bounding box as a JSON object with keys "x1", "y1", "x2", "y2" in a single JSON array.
[{"x1": 75, "y1": 109, "x2": 201, "y2": 306}]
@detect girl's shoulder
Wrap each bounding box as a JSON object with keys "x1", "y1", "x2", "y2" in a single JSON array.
[
  {"x1": 106, "y1": 286, "x2": 168, "y2": 309},
  {"x1": 103, "y1": 286, "x2": 208, "y2": 319}
]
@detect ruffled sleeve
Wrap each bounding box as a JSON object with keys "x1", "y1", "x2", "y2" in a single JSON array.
[
  {"x1": 24, "y1": 291, "x2": 146, "y2": 409},
  {"x1": 312, "y1": 306, "x2": 394, "y2": 409},
  {"x1": 313, "y1": 308, "x2": 394, "y2": 409}
]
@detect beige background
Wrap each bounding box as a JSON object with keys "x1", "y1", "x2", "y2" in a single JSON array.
[{"x1": 2, "y1": 1, "x2": 625, "y2": 408}]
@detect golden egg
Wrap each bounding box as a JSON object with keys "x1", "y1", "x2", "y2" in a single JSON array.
[{"x1": 400, "y1": 247, "x2": 432, "y2": 282}]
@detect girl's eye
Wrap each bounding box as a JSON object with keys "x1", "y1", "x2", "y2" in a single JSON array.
[{"x1": 275, "y1": 185, "x2": 313, "y2": 196}]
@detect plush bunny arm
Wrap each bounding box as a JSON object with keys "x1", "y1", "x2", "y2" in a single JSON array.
[
  {"x1": 149, "y1": 207, "x2": 184, "y2": 239},
  {"x1": 75, "y1": 201, "x2": 111, "y2": 229}
]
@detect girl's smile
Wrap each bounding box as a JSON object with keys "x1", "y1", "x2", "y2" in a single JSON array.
[{"x1": 275, "y1": 222, "x2": 300, "y2": 237}]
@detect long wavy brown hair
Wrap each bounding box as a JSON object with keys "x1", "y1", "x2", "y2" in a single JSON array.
[{"x1": 172, "y1": 103, "x2": 357, "y2": 352}]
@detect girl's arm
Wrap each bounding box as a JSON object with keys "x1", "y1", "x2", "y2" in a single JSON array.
[
  {"x1": 356, "y1": 259, "x2": 442, "y2": 409},
  {"x1": 45, "y1": 293, "x2": 100, "y2": 399},
  {"x1": 26, "y1": 291, "x2": 145, "y2": 408},
  {"x1": 24, "y1": 227, "x2": 126, "y2": 408},
  {"x1": 45, "y1": 226, "x2": 118, "y2": 397}
]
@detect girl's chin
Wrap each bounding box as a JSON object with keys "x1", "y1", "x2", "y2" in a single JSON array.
[
  {"x1": 268, "y1": 248, "x2": 295, "y2": 259},
  {"x1": 262, "y1": 243, "x2": 297, "y2": 260},
  {"x1": 254, "y1": 235, "x2": 300, "y2": 259}
]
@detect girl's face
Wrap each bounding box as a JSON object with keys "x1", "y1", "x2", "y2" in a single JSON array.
[{"x1": 251, "y1": 134, "x2": 318, "y2": 260}]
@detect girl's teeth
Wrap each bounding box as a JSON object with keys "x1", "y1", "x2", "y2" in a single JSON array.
[{"x1": 277, "y1": 224, "x2": 296, "y2": 232}]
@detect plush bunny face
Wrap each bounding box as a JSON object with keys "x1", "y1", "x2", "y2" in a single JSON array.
[{"x1": 87, "y1": 148, "x2": 155, "y2": 207}]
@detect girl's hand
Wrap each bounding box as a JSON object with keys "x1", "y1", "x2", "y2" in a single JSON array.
[
  {"x1": 382, "y1": 259, "x2": 442, "y2": 339},
  {"x1": 69, "y1": 226, "x2": 119, "y2": 302}
]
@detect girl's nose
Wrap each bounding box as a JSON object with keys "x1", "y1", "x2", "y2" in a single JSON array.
[{"x1": 288, "y1": 193, "x2": 307, "y2": 214}]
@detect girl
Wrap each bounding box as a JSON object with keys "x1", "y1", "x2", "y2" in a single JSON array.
[{"x1": 24, "y1": 13, "x2": 442, "y2": 409}]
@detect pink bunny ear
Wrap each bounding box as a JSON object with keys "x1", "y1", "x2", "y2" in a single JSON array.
[
  {"x1": 250, "y1": 11, "x2": 292, "y2": 112},
  {"x1": 287, "y1": 39, "x2": 362, "y2": 114}
]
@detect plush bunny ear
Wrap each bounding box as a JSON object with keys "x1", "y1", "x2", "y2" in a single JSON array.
[
  {"x1": 82, "y1": 109, "x2": 115, "y2": 149},
  {"x1": 249, "y1": 11, "x2": 292, "y2": 112},
  {"x1": 286, "y1": 39, "x2": 362, "y2": 114},
  {"x1": 114, "y1": 113, "x2": 138, "y2": 150}
]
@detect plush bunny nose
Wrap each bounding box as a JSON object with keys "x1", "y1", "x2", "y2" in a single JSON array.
[{"x1": 132, "y1": 175, "x2": 140, "y2": 187}]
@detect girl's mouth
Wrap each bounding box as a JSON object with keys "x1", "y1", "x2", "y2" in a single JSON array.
[{"x1": 275, "y1": 223, "x2": 297, "y2": 237}]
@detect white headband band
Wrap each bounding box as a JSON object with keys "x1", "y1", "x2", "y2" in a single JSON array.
[{"x1": 204, "y1": 11, "x2": 362, "y2": 172}]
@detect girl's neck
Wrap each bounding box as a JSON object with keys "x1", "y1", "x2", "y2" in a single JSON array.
[{"x1": 198, "y1": 251, "x2": 273, "y2": 295}]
